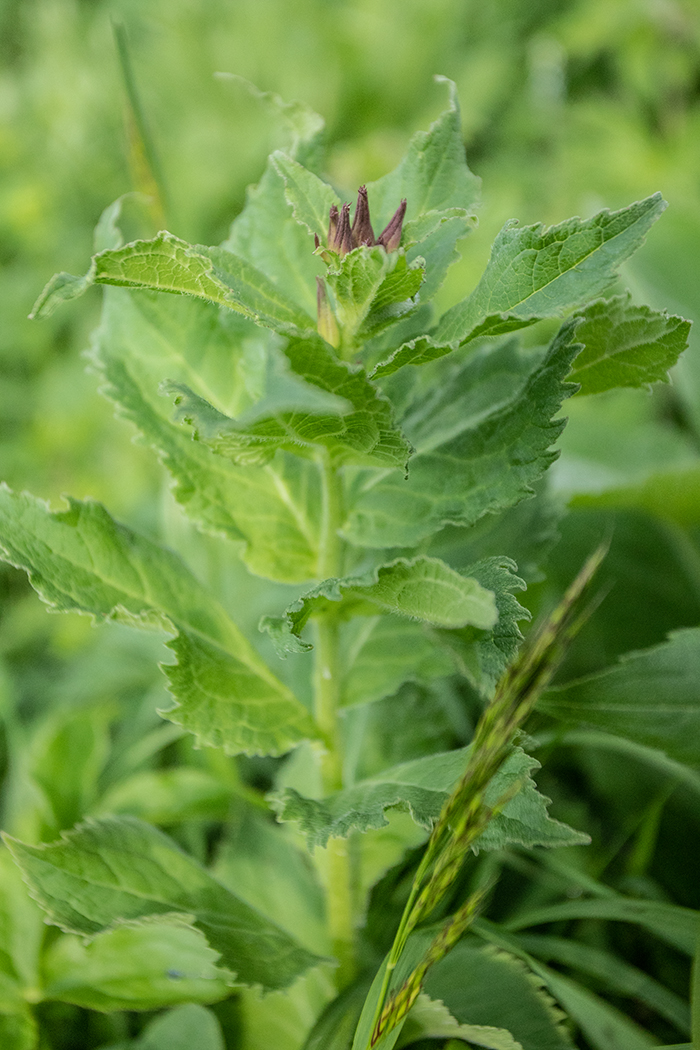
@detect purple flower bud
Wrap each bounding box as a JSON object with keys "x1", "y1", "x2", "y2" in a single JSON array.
[
  {"x1": 351, "y1": 185, "x2": 376, "y2": 248},
  {"x1": 377, "y1": 199, "x2": 407, "y2": 252},
  {"x1": 335, "y1": 203, "x2": 353, "y2": 255}
]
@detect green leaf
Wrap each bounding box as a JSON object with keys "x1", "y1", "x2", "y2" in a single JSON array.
[
  {"x1": 271, "y1": 151, "x2": 339, "y2": 242},
  {"x1": 166, "y1": 335, "x2": 412, "y2": 470},
  {"x1": 506, "y1": 896, "x2": 699, "y2": 956},
  {"x1": 0, "y1": 487, "x2": 318, "y2": 755},
  {"x1": 365, "y1": 77, "x2": 480, "y2": 230},
  {"x1": 370, "y1": 334, "x2": 458, "y2": 380},
  {"x1": 43, "y1": 922, "x2": 232, "y2": 1011},
  {"x1": 0, "y1": 981, "x2": 37, "y2": 1050},
  {"x1": 31, "y1": 233, "x2": 316, "y2": 338},
  {"x1": 95, "y1": 768, "x2": 233, "y2": 824},
  {"x1": 273, "y1": 745, "x2": 588, "y2": 850},
  {"x1": 570, "y1": 294, "x2": 690, "y2": 395},
  {"x1": 343, "y1": 322, "x2": 579, "y2": 548},
  {"x1": 92, "y1": 289, "x2": 323, "y2": 582},
  {"x1": 129, "y1": 1003, "x2": 225, "y2": 1050},
  {"x1": 424, "y1": 941, "x2": 575, "y2": 1050},
  {"x1": 339, "y1": 617, "x2": 455, "y2": 709},
  {"x1": 436, "y1": 557, "x2": 529, "y2": 698},
  {"x1": 539, "y1": 628, "x2": 700, "y2": 768},
  {"x1": 397, "y1": 995, "x2": 523, "y2": 1049},
  {"x1": 517, "y1": 934, "x2": 690, "y2": 1034},
  {"x1": 0, "y1": 846, "x2": 45, "y2": 991},
  {"x1": 434, "y1": 194, "x2": 667, "y2": 346},
  {"x1": 261, "y1": 557, "x2": 498, "y2": 657},
  {"x1": 4, "y1": 816, "x2": 323, "y2": 991}
]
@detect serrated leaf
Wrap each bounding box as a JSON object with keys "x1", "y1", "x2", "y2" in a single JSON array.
[
  {"x1": 517, "y1": 935, "x2": 690, "y2": 1034},
  {"x1": 397, "y1": 994, "x2": 523, "y2": 1049},
  {"x1": 569, "y1": 294, "x2": 690, "y2": 395},
  {"x1": 365, "y1": 77, "x2": 480, "y2": 231},
  {"x1": 4, "y1": 816, "x2": 323, "y2": 991},
  {"x1": 273, "y1": 745, "x2": 588, "y2": 851},
  {"x1": 271, "y1": 151, "x2": 339, "y2": 242},
  {"x1": 343, "y1": 322, "x2": 579, "y2": 548},
  {"x1": 92, "y1": 289, "x2": 323, "y2": 582},
  {"x1": 167, "y1": 335, "x2": 411, "y2": 470},
  {"x1": 435, "y1": 194, "x2": 667, "y2": 346},
  {"x1": 436, "y1": 557, "x2": 530, "y2": 698},
  {"x1": 361, "y1": 254, "x2": 425, "y2": 338},
  {"x1": 539, "y1": 628, "x2": 700, "y2": 768},
  {"x1": 424, "y1": 942, "x2": 576, "y2": 1050},
  {"x1": 31, "y1": 233, "x2": 316, "y2": 338},
  {"x1": 261, "y1": 557, "x2": 497, "y2": 657},
  {"x1": 0, "y1": 487, "x2": 318, "y2": 755},
  {"x1": 371, "y1": 334, "x2": 458, "y2": 379},
  {"x1": 43, "y1": 922, "x2": 232, "y2": 1011}
]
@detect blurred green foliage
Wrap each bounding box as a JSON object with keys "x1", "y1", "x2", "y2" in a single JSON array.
[{"x1": 2, "y1": 1, "x2": 700, "y2": 1046}]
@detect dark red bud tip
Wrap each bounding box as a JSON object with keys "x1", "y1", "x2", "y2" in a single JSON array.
[
  {"x1": 334, "y1": 202, "x2": 352, "y2": 256},
  {"x1": 378, "y1": 199, "x2": 407, "y2": 252},
  {"x1": 314, "y1": 233, "x2": 320, "y2": 250},
  {"x1": 351, "y1": 185, "x2": 376, "y2": 248}
]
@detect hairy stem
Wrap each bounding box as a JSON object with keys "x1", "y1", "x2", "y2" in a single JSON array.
[{"x1": 314, "y1": 450, "x2": 355, "y2": 986}]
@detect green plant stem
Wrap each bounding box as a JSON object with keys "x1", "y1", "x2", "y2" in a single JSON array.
[{"x1": 314, "y1": 450, "x2": 356, "y2": 987}]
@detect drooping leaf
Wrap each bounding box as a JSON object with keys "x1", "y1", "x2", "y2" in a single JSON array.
[
  {"x1": 0, "y1": 487, "x2": 318, "y2": 755},
  {"x1": 539, "y1": 628, "x2": 700, "y2": 768},
  {"x1": 434, "y1": 194, "x2": 667, "y2": 346},
  {"x1": 424, "y1": 941, "x2": 575, "y2": 1050},
  {"x1": 31, "y1": 233, "x2": 316, "y2": 338},
  {"x1": 436, "y1": 557, "x2": 529, "y2": 698},
  {"x1": 570, "y1": 294, "x2": 690, "y2": 396},
  {"x1": 4, "y1": 816, "x2": 323, "y2": 991},
  {"x1": 261, "y1": 557, "x2": 498, "y2": 657},
  {"x1": 343, "y1": 322, "x2": 580, "y2": 548},
  {"x1": 371, "y1": 333, "x2": 458, "y2": 379},
  {"x1": 273, "y1": 745, "x2": 588, "y2": 851},
  {"x1": 92, "y1": 289, "x2": 323, "y2": 581},
  {"x1": 166, "y1": 335, "x2": 412, "y2": 470},
  {"x1": 43, "y1": 922, "x2": 232, "y2": 1011}
]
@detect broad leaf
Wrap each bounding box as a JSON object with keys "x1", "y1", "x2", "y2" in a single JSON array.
[
  {"x1": 5, "y1": 816, "x2": 323, "y2": 991},
  {"x1": 95, "y1": 768, "x2": 233, "y2": 824},
  {"x1": 570, "y1": 294, "x2": 690, "y2": 395},
  {"x1": 111, "y1": 1003, "x2": 225, "y2": 1050},
  {"x1": 92, "y1": 289, "x2": 323, "y2": 581},
  {"x1": 261, "y1": 557, "x2": 497, "y2": 656},
  {"x1": 539, "y1": 628, "x2": 700, "y2": 768},
  {"x1": 397, "y1": 995, "x2": 523, "y2": 1049},
  {"x1": 167, "y1": 335, "x2": 412, "y2": 470},
  {"x1": 0, "y1": 487, "x2": 318, "y2": 755},
  {"x1": 435, "y1": 194, "x2": 666, "y2": 346},
  {"x1": 343, "y1": 322, "x2": 579, "y2": 548},
  {"x1": 365, "y1": 77, "x2": 480, "y2": 230},
  {"x1": 273, "y1": 745, "x2": 588, "y2": 850},
  {"x1": 31, "y1": 233, "x2": 316, "y2": 338},
  {"x1": 43, "y1": 922, "x2": 231, "y2": 1011},
  {"x1": 339, "y1": 616, "x2": 455, "y2": 709},
  {"x1": 424, "y1": 941, "x2": 575, "y2": 1050},
  {"x1": 436, "y1": 557, "x2": 529, "y2": 697},
  {"x1": 271, "y1": 150, "x2": 339, "y2": 242}
]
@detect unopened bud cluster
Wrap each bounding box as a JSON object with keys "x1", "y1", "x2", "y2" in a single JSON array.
[{"x1": 315, "y1": 186, "x2": 407, "y2": 258}]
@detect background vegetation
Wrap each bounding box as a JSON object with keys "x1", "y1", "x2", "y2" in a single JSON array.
[{"x1": 1, "y1": 1, "x2": 700, "y2": 1047}]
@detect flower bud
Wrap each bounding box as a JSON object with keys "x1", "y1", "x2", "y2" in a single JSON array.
[
  {"x1": 351, "y1": 185, "x2": 376, "y2": 248},
  {"x1": 377, "y1": 199, "x2": 407, "y2": 252}
]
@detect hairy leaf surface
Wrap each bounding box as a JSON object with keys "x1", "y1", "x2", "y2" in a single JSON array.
[
  {"x1": 5, "y1": 817, "x2": 323, "y2": 991},
  {"x1": 273, "y1": 746, "x2": 588, "y2": 850},
  {"x1": 343, "y1": 322, "x2": 579, "y2": 548},
  {"x1": 0, "y1": 487, "x2": 317, "y2": 755},
  {"x1": 435, "y1": 195, "x2": 666, "y2": 346},
  {"x1": 569, "y1": 294, "x2": 690, "y2": 395}
]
